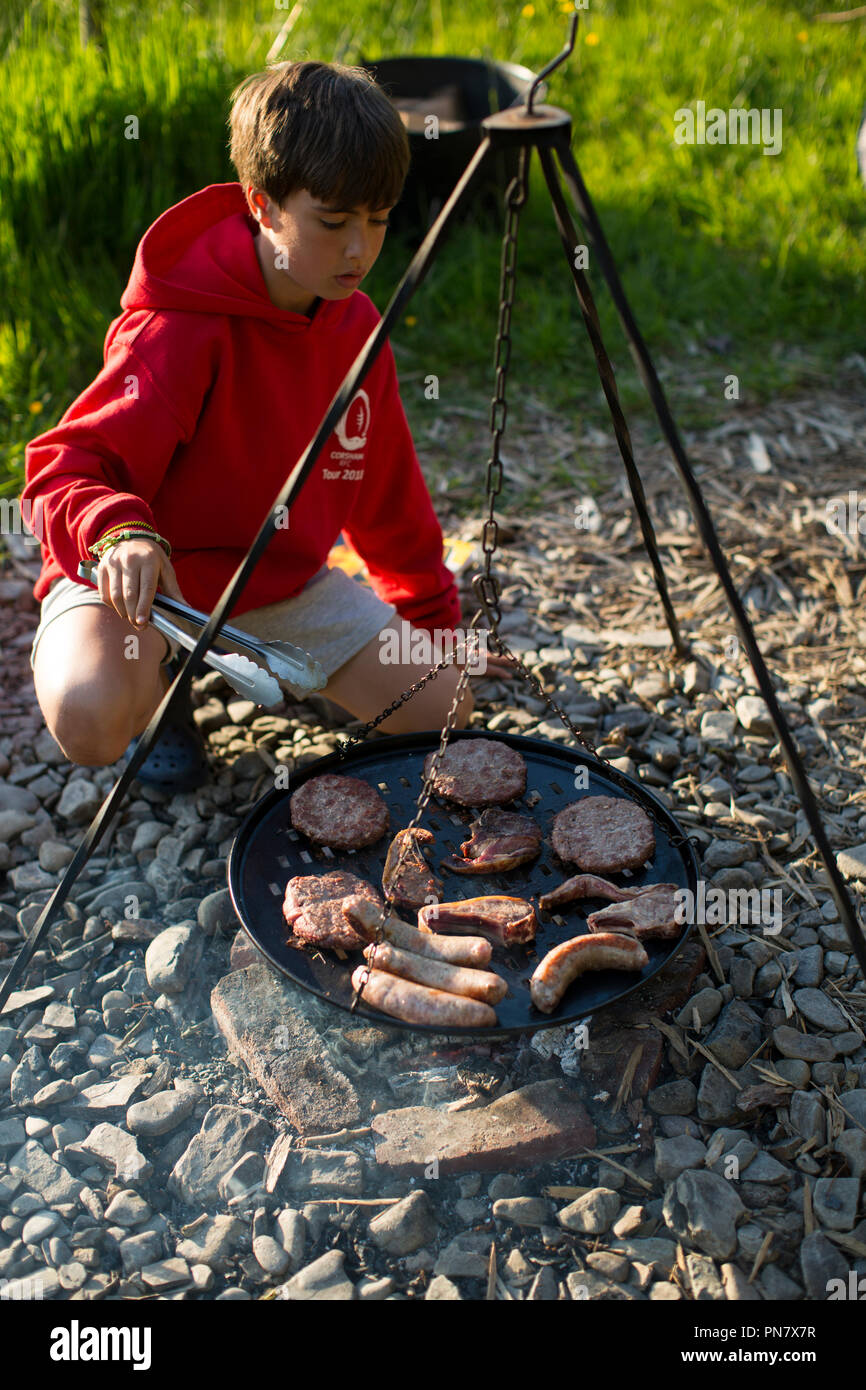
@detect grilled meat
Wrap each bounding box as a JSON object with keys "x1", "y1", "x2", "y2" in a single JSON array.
[
  {"x1": 381, "y1": 827, "x2": 442, "y2": 911},
  {"x1": 283, "y1": 871, "x2": 381, "y2": 951},
  {"x1": 539, "y1": 872, "x2": 646, "y2": 912},
  {"x1": 586, "y1": 883, "x2": 681, "y2": 940},
  {"x1": 442, "y1": 808, "x2": 542, "y2": 875},
  {"x1": 418, "y1": 895, "x2": 537, "y2": 947}
]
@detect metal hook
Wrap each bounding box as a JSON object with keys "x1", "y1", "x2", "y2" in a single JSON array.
[{"x1": 526, "y1": 11, "x2": 579, "y2": 115}]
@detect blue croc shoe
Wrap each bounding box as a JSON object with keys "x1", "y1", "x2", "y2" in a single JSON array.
[{"x1": 124, "y1": 656, "x2": 210, "y2": 792}]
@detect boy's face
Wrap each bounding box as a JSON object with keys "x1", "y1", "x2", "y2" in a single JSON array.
[{"x1": 246, "y1": 185, "x2": 393, "y2": 314}]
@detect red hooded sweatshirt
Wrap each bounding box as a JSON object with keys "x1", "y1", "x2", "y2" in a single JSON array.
[{"x1": 21, "y1": 182, "x2": 461, "y2": 631}]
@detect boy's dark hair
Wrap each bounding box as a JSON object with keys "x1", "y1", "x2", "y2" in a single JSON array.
[{"x1": 228, "y1": 60, "x2": 410, "y2": 212}]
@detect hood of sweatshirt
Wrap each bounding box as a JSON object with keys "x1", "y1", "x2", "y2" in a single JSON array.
[{"x1": 119, "y1": 181, "x2": 346, "y2": 331}]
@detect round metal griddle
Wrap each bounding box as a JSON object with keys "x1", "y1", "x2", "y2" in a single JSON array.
[{"x1": 226, "y1": 730, "x2": 698, "y2": 1037}]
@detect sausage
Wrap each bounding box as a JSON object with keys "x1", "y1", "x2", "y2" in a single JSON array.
[
  {"x1": 351, "y1": 965, "x2": 497, "y2": 1027},
  {"x1": 530, "y1": 931, "x2": 649, "y2": 1014},
  {"x1": 363, "y1": 940, "x2": 507, "y2": 1005},
  {"x1": 342, "y1": 895, "x2": 492, "y2": 967}
]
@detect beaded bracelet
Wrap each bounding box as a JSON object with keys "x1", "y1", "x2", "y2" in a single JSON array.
[
  {"x1": 91, "y1": 526, "x2": 171, "y2": 560},
  {"x1": 91, "y1": 519, "x2": 162, "y2": 547}
]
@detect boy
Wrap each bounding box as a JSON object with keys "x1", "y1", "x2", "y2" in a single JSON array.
[{"x1": 22, "y1": 60, "x2": 506, "y2": 788}]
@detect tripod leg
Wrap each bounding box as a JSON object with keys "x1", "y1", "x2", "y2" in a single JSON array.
[
  {"x1": 551, "y1": 134, "x2": 866, "y2": 975},
  {"x1": 537, "y1": 144, "x2": 687, "y2": 659}
]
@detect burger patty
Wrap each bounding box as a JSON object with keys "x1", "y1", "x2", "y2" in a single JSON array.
[
  {"x1": 290, "y1": 774, "x2": 389, "y2": 850},
  {"x1": 551, "y1": 795, "x2": 655, "y2": 873},
  {"x1": 282, "y1": 870, "x2": 381, "y2": 950},
  {"x1": 423, "y1": 738, "x2": 527, "y2": 807}
]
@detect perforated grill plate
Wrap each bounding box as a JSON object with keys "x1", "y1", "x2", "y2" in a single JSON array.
[{"x1": 226, "y1": 730, "x2": 698, "y2": 1037}]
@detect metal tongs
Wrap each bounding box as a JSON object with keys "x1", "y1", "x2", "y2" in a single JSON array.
[{"x1": 77, "y1": 560, "x2": 327, "y2": 701}]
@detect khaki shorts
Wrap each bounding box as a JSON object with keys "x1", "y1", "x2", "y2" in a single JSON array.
[{"x1": 29, "y1": 564, "x2": 398, "y2": 699}]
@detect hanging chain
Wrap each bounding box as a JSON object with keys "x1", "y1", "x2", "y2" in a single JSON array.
[{"x1": 475, "y1": 144, "x2": 531, "y2": 639}]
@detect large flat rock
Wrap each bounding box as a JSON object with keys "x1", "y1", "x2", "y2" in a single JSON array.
[
  {"x1": 210, "y1": 964, "x2": 360, "y2": 1135},
  {"x1": 371, "y1": 1079, "x2": 596, "y2": 1176}
]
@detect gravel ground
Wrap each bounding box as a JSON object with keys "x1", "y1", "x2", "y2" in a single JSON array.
[{"x1": 1, "y1": 385, "x2": 865, "y2": 1302}]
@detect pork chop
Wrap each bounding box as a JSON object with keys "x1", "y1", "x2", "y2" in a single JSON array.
[
  {"x1": 418, "y1": 895, "x2": 537, "y2": 946},
  {"x1": 442, "y1": 808, "x2": 542, "y2": 875}
]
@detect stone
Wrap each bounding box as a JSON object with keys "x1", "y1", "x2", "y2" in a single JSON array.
[
  {"x1": 0, "y1": 808, "x2": 37, "y2": 840},
  {"x1": 31, "y1": 1079, "x2": 78, "y2": 1107},
  {"x1": 210, "y1": 966, "x2": 360, "y2": 1134},
  {"x1": 144, "y1": 923, "x2": 202, "y2": 995},
  {"x1": 278, "y1": 1249, "x2": 354, "y2": 1300},
  {"x1": 566, "y1": 1269, "x2": 635, "y2": 1301},
  {"x1": 175, "y1": 1215, "x2": 245, "y2": 1272},
  {"x1": 491, "y1": 1196, "x2": 553, "y2": 1229},
  {"x1": 789, "y1": 1092, "x2": 826, "y2": 1146},
  {"x1": 648, "y1": 1079, "x2": 697, "y2": 1115},
  {"x1": 835, "y1": 1132, "x2": 866, "y2": 1179},
  {"x1": 21, "y1": 1210, "x2": 60, "y2": 1245},
  {"x1": 74, "y1": 1074, "x2": 147, "y2": 1113},
  {"x1": 8, "y1": 1142, "x2": 83, "y2": 1205},
  {"x1": 799, "y1": 1230, "x2": 850, "y2": 1299},
  {"x1": 219, "y1": 1151, "x2": 266, "y2": 1202},
  {"x1": 700, "y1": 710, "x2": 737, "y2": 743},
  {"x1": 371, "y1": 1079, "x2": 595, "y2": 1176},
  {"x1": 792, "y1": 987, "x2": 849, "y2": 1033},
  {"x1": 557, "y1": 1187, "x2": 620, "y2": 1235},
  {"x1": 784, "y1": 944, "x2": 824, "y2": 988},
  {"x1": 104, "y1": 1190, "x2": 152, "y2": 1228},
  {"x1": 704, "y1": 1000, "x2": 762, "y2": 1068},
  {"x1": 253, "y1": 1233, "x2": 290, "y2": 1277},
  {"x1": 663, "y1": 1169, "x2": 746, "y2": 1260},
  {"x1": 56, "y1": 779, "x2": 102, "y2": 824},
  {"x1": 685, "y1": 1251, "x2": 725, "y2": 1300},
  {"x1": 720, "y1": 1262, "x2": 762, "y2": 1301},
  {"x1": 585, "y1": 1249, "x2": 630, "y2": 1282},
  {"x1": 434, "y1": 1232, "x2": 492, "y2": 1278},
  {"x1": 141, "y1": 1257, "x2": 191, "y2": 1291},
  {"x1": 655, "y1": 1136, "x2": 708, "y2": 1184},
  {"x1": 837, "y1": 844, "x2": 866, "y2": 880},
  {"x1": 168, "y1": 1105, "x2": 271, "y2": 1207},
  {"x1": 425, "y1": 1275, "x2": 462, "y2": 1300},
  {"x1": 229, "y1": 931, "x2": 265, "y2": 971},
  {"x1": 67, "y1": 1124, "x2": 152, "y2": 1183},
  {"x1": 773, "y1": 1026, "x2": 837, "y2": 1062},
  {"x1": 735, "y1": 696, "x2": 774, "y2": 735},
  {"x1": 0, "y1": 781, "x2": 39, "y2": 813},
  {"x1": 41, "y1": 1003, "x2": 76, "y2": 1034},
  {"x1": 675, "y1": 987, "x2": 723, "y2": 1030},
  {"x1": 119, "y1": 1231, "x2": 163, "y2": 1274},
  {"x1": 702, "y1": 840, "x2": 750, "y2": 871},
  {"x1": 198, "y1": 889, "x2": 237, "y2": 936},
  {"x1": 739, "y1": 1151, "x2": 790, "y2": 1184},
  {"x1": 126, "y1": 1088, "x2": 196, "y2": 1138},
  {"x1": 696, "y1": 1065, "x2": 739, "y2": 1125},
  {"x1": 276, "y1": 1149, "x2": 364, "y2": 1197},
  {"x1": 760, "y1": 1264, "x2": 803, "y2": 1300},
  {"x1": 0, "y1": 1118, "x2": 27, "y2": 1152},
  {"x1": 369, "y1": 1191, "x2": 437, "y2": 1256},
  {"x1": 1, "y1": 985, "x2": 54, "y2": 1017},
  {"x1": 275, "y1": 1209, "x2": 306, "y2": 1271},
  {"x1": 812, "y1": 1177, "x2": 861, "y2": 1231}
]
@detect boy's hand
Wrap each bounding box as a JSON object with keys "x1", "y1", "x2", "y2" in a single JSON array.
[{"x1": 96, "y1": 538, "x2": 185, "y2": 629}]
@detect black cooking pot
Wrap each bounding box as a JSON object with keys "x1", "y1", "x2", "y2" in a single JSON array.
[{"x1": 359, "y1": 54, "x2": 540, "y2": 237}]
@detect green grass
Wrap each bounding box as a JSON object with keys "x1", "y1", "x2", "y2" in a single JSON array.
[{"x1": 2, "y1": 0, "x2": 864, "y2": 509}]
